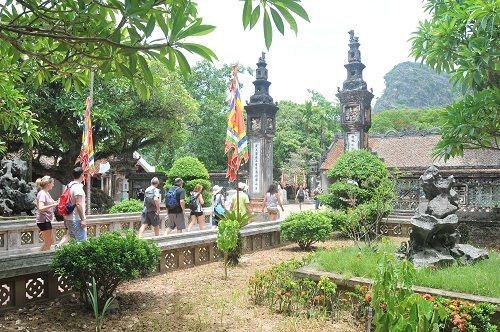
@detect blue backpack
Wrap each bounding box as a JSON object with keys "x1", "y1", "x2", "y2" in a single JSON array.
[{"x1": 165, "y1": 186, "x2": 180, "y2": 210}]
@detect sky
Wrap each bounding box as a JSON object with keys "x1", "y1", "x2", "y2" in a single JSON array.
[{"x1": 188, "y1": 0, "x2": 428, "y2": 105}]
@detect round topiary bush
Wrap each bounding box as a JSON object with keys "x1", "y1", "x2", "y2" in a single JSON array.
[
  {"x1": 49, "y1": 231, "x2": 160, "y2": 310},
  {"x1": 108, "y1": 198, "x2": 143, "y2": 214},
  {"x1": 279, "y1": 210, "x2": 333, "y2": 250}
]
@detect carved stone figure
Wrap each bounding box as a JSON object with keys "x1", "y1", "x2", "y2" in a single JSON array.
[
  {"x1": 402, "y1": 165, "x2": 489, "y2": 267},
  {"x1": 267, "y1": 117, "x2": 274, "y2": 130},
  {"x1": 345, "y1": 105, "x2": 359, "y2": 122},
  {"x1": 251, "y1": 118, "x2": 261, "y2": 131},
  {"x1": 0, "y1": 158, "x2": 37, "y2": 216}
]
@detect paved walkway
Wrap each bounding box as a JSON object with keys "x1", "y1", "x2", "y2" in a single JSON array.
[{"x1": 178, "y1": 201, "x2": 320, "y2": 233}]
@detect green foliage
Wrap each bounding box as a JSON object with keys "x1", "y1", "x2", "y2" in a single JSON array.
[
  {"x1": 409, "y1": 0, "x2": 500, "y2": 160},
  {"x1": 248, "y1": 259, "x2": 338, "y2": 317},
  {"x1": 324, "y1": 150, "x2": 395, "y2": 249},
  {"x1": 274, "y1": 93, "x2": 341, "y2": 181},
  {"x1": 219, "y1": 210, "x2": 254, "y2": 267},
  {"x1": 178, "y1": 61, "x2": 252, "y2": 171},
  {"x1": 216, "y1": 218, "x2": 240, "y2": 280},
  {"x1": 108, "y1": 199, "x2": 144, "y2": 214},
  {"x1": 88, "y1": 277, "x2": 115, "y2": 332},
  {"x1": 242, "y1": 0, "x2": 310, "y2": 50},
  {"x1": 0, "y1": 0, "x2": 309, "y2": 171},
  {"x1": 167, "y1": 156, "x2": 209, "y2": 184},
  {"x1": 432, "y1": 88, "x2": 500, "y2": 161},
  {"x1": 279, "y1": 211, "x2": 333, "y2": 250},
  {"x1": 370, "y1": 254, "x2": 446, "y2": 331},
  {"x1": 50, "y1": 231, "x2": 160, "y2": 309},
  {"x1": 328, "y1": 149, "x2": 389, "y2": 183},
  {"x1": 314, "y1": 244, "x2": 500, "y2": 298},
  {"x1": 373, "y1": 62, "x2": 462, "y2": 113},
  {"x1": 370, "y1": 108, "x2": 447, "y2": 134}
]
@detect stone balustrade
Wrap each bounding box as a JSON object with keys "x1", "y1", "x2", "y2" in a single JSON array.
[{"x1": 0, "y1": 212, "x2": 282, "y2": 312}]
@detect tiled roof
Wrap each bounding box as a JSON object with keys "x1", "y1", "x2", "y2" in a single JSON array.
[{"x1": 320, "y1": 133, "x2": 500, "y2": 171}]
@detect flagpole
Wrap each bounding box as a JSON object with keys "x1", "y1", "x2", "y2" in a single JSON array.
[
  {"x1": 236, "y1": 171, "x2": 240, "y2": 215},
  {"x1": 87, "y1": 70, "x2": 94, "y2": 215}
]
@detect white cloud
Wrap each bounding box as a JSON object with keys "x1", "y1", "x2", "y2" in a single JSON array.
[{"x1": 189, "y1": 0, "x2": 428, "y2": 104}]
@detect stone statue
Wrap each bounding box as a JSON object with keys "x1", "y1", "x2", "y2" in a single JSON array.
[
  {"x1": 0, "y1": 158, "x2": 37, "y2": 216},
  {"x1": 251, "y1": 118, "x2": 261, "y2": 131},
  {"x1": 401, "y1": 165, "x2": 488, "y2": 267},
  {"x1": 259, "y1": 51, "x2": 266, "y2": 62}
]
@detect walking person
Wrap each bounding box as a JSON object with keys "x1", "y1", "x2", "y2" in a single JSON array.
[
  {"x1": 187, "y1": 184, "x2": 205, "y2": 231},
  {"x1": 35, "y1": 176, "x2": 59, "y2": 251},
  {"x1": 164, "y1": 178, "x2": 186, "y2": 235},
  {"x1": 65, "y1": 167, "x2": 87, "y2": 242},
  {"x1": 138, "y1": 177, "x2": 161, "y2": 237},
  {"x1": 262, "y1": 184, "x2": 284, "y2": 221},
  {"x1": 295, "y1": 185, "x2": 305, "y2": 211},
  {"x1": 230, "y1": 182, "x2": 251, "y2": 216},
  {"x1": 211, "y1": 185, "x2": 225, "y2": 229},
  {"x1": 313, "y1": 185, "x2": 323, "y2": 209}
]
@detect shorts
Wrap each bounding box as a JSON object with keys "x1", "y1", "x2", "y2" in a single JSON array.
[
  {"x1": 297, "y1": 197, "x2": 304, "y2": 203},
  {"x1": 167, "y1": 213, "x2": 186, "y2": 230},
  {"x1": 267, "y1": 207, "x2": 279, "y2": 215},
  {"x1": 141, "y1": 211, "x2": 161, "y2": 227},
  {"x1": 190, "y1": 211, "x2": 203, "y2": 217},
  {"x1": 66, "y1": 219, "x2": 87, "y2": 242},
  {"x1": 37, "y1": 222, "x2": 52, "y2": 231}
]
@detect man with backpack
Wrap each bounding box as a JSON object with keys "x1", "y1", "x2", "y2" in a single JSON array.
[
  {"x1": 138, "y1": 177, "x2": 161, "y2": 238},
  {"x1": 64, "y1": 167, "x2": 87, "y2": 242},
  {"x1": 164, "y1": 178, "x2": 186, "y2": 235}
]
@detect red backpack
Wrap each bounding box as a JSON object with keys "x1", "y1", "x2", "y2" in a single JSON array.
[{"x1": 57, "y1": 183, "x2": 76, "y2": 216}]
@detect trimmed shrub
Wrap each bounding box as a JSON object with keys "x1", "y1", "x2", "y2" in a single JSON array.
[
  {"x1": 280, "y1": 210, "x2": 333, "y2": 250},
  {"x1": 49, "y1": 231, "x2": 160, "y2": 310},
  {"x1": 167, "y1": 156, "x2": 209, "y2": 183},
  {"x1": 108, "y1": 198, "x2": 143, "y2": 213}
]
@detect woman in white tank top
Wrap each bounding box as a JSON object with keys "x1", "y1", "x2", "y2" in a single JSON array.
[{"x1": 261, "y1": 184, "x2": 284, "y2": 221}]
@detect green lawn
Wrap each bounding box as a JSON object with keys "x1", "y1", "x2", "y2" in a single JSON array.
[{"x1": 312, "y1": 241, "x2": 500, "y2": 298}]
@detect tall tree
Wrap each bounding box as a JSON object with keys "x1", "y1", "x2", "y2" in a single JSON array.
[
  {"x1": 0, "y1": 0, "x2": 309, "y2": 156},
  {"x1": 6, "y1": 62, "x2": 197, "y2": 183},
  {"x1": 410, "y1": 0, "x2": 500, "y2": 160}
]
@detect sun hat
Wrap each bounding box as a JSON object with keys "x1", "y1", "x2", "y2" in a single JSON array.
[
  {"x1": 238, "y1": 182, "x2": 247, "y2": 190},
  {"x1": 174, "y1": 178, "x2": 184, "y2": 185},
  {"x1": 212, "y1": 185, "x2": 222, "y2": 194}
]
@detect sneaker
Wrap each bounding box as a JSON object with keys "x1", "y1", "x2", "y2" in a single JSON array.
[{"x1": 54, "y1": 244, "x2": 61, "y2": 250}]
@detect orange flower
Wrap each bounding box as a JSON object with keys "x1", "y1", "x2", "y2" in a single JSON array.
[
  {"x1": 301, "y1": 291, "x2": 306, "y2": 297},
  {"x1": 285, "y1": 292, "x2": 291, "y2": 297},
  {"x1": 342, "y1": 298, "x2": 348, "y2": 303},
  {"x1": 276, "y1": 291, "x2": 281, "y2": 296},
  {"x1": 364, "y1": 290, "x2": 372, "y2": 302}
]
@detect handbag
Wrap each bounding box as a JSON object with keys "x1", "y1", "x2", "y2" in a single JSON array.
[
  {"x1": 214, "y1": 194, "x2": 225, "y2": 214},
  {"x1": 215, "y1": 204, "x2": 225, "y2": 214}
]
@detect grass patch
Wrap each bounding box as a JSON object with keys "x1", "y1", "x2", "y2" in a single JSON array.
[{"x1": 312, "y1": 242, "x2": 500, "y2": 298}]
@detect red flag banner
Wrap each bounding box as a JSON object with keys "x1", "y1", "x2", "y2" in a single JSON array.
[
  {"x1": 293, "y1": 170, "x2": 298, "y2": 188},
  {"x1": 280, "y1": 168, "x2": 286, "y2": 188},
  {"x1": 225, "y1": 65, "x2": 248, "y2": 182},
  {"x1": 302, "y1": 170, "x2": 307, "y2": 188},
  {"x1": 79, "y1": 97, "x2": 95, "y2": 175}
]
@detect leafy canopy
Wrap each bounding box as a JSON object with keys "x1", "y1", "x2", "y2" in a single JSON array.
[
  {"x1": 409, "y1": 0, "x2": 500, "y2": 160},
  {"x1": 0, "y1": 0, "x2": 309, "y2": 155}
]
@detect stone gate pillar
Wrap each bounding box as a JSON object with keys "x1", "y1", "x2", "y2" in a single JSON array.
[
  {"x1": 244, "y1": 53, "x2": 279, "y2": 198},
  {"x1": 336, "y1": 30, "x2": 374, "y2": 152}
]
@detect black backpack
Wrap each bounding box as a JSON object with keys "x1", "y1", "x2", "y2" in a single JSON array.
[
  {"x1": 165, "y1": 186, "x2": 180, "y2": 209},
  {"x1": 189, "y1": 193, "x2": 200, "y2": 211},
  {"x1": 144, "y1": 189, "x2": 156, "y2": 210}
]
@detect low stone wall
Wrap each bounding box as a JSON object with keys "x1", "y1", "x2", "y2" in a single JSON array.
[
  {"x1": 0, "y1": 219, "x2": 283, "y2": 312},
  {"x1": 378, "y1": 211, "x2": 500, "y2": 249}
]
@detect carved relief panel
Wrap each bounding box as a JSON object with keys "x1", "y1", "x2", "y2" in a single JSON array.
[{"x1": 344, "y1": 104, "x2": 360, "y2": 123}]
